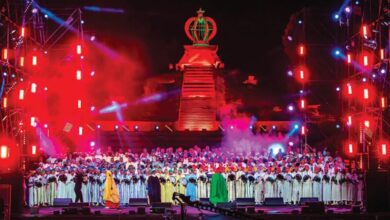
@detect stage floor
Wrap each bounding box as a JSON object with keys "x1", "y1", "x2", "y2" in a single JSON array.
[{"x1": 10, "y1": 205, "x2": 390, "y2": 220}]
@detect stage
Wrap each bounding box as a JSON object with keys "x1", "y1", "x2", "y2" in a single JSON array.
[{"x1": 11, "y1": 205, "x2": 390, "y2": 220}]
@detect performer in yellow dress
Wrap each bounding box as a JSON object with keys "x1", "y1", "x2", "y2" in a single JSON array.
[{"x1": 103, "y1": 170, "x2": 120, "y2": 208}]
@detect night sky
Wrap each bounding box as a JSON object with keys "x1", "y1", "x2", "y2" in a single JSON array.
[{"x1": 40, "y1": 0, "x2": 343, "y2": 120}]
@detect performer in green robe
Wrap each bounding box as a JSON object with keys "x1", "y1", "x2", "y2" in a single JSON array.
[{"x1": 209, "y1": 168, "x2": 228, "y2": 206}]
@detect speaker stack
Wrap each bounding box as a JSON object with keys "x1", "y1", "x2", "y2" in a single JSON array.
[{"x1": 366, "y1": 170, "x2": 390, "y2": 212}]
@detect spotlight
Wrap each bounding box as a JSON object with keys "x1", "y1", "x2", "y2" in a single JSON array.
[
  {"x1": 287, "y1": 36, "x2": 293, "y2": 41},
  {"x1": 230, "y1": 125, "x2": 234, "y2": 130},
  {"x1": 332, "y1": 48, "x2": 341, "y2": 57},
  {"x1": 355, "y1": 1, "x2": 359, "y2": 5},
  {"x1": 115, "y1": 125, "x2": 119, "y2": 130},
  {"x1": 44, "y1": 50, "x2": 48, "y2": 54},
  {"x1": 287, "y1": 70, "x2": 293, "y2": 76},
  {"x1": 32, "y1": 8, "x2": 38, "y2": 13},
  {"x1": 44, "y1": 87, "x2": 48, "y2": 91},
  {"x1": 287, "y1": 105, "x2": 294, "y2": 111},
  {"x1": 272, "y1": 125, "x2": 276, "y2": 130},
  {"x1": 299, "y1": 90, "x2": 304, "y2": 94},
  {"x1": 380, "y1": 68, "x2": 386, "y2": 74},
  {"x1": 2, "y1": 72, "x2": 7, "y2": 76},
  {"x1": 90, "y1": 141, "x2": 95, "y2": 147},
  {"x1": 97, "y1": 125, "x2": 101, "y2": 129},
  {"x1": 249, "y1": 125, "x2": 253, "y2": 130},
  {"x1": 81, "y1": 20, "x2": 85, "y2": 24},
  {"x1": 336, "y1": 87, "x2": 340, "y2": 92},
  {"x1": 90, "y1": 106, "x2": 95, "y2": 111},
  {"x1": 336, "y1": 124, "x2": 340, "y2": 129},
  {"x1": 44, "y1": 124, "x2": 48, "y2": 128},
  {"x1": 134, "y1": 125, "x2": 139, "y2": 131},
  {"x1": 44, "y1": 14, "x2": 48, "y2": 19},
  {"x1": 345, "y1": 7, "x2": 351, "y2": 13},
  {"x1": 90, "y1": 35, "x2": 96, "y2": 41},
  {"x1": 288, "y1": 141, "x2": 294, "y2": 146},
  {"x1": 372, "y1": 74, "x2": 377, "y2": 78},
  {"x1": 90, "y1": 71, "x2": 95, "y2": 76},
  {"x1": 362, "y1": 77, "x2": 367, "y2": 82},
  {"x1": 298, "y1": 20, "x2": 303, "y2": 24},
  {"x1": 294, "y1": 124, "x2": 299, "y2": 129},
  {"x1": 155, "y1": 125, "x2": 160, "y2": 131},
  {"x1": 11, "y1": 74, "x2": 15, "y2": 78},
  {"x1": 333, "y1": 13, "x2": 340, "y2": 21}
]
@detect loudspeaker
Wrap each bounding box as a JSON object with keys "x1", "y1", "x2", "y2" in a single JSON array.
[
  {"x1": 235, "y1": 198, "x2": 255, "y2": 207},
  {"x1": 129, "y1": 198, "x2": 148, "y2": 206},
  {"x1": 151, "y1": 202, "x2": 172, "y2": 214},
  {"x1": 69, "y1": 202, "x2": 89, "y2": 207},
  {"x1": 53, "y1": 198, "x2": 72, "y2": 207},
  {"x1": 216, "y1": 202, "x2": 234, "y2": 209},
  {"x1": 263, "y1": 197, "x2": 284, "y2": 206},
  {"x1": 0, "y1": 173, "x2": 23, "y2": 213},
  {"x1": 299, "y1": 197, "x2": 319, "y2": 205},
  {"x1": 30, "y1": 207, "x2": 39, "y2": 215},
  {"x1": 366, "y1": 171, "x2": 390, "y2": 212},
  {"x1": 199, "y1": 198, "x2": 210, "y2": 205},
  {"x1": 137, "y1": 207, "x2": 145, "y2": 214},
  {"x1": 301, "y1": 202, "x2": 325, "y2": 214}
]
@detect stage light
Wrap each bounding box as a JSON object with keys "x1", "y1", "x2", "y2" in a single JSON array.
[
  {"x1": 298, "y1": 20, "x2": 303, "y2": 24},
  {"x1": 333, "y1": 13, "x2": 340, "y2": 21},
  {"x1": 287, "y1": 36, "x2": 293, "y2": 41},
  {"x1": 364, "y1": 120, "x2": 370, "y2": 128},
  {"x1": 91, "y1": 71, "x2": 95, "y2": 76},
  {"x1": 76, "y1": 44, "x2": 82, "y2": 55},
  {"x1": 81, "y1": 20, "x2": 85, "y2": 24},
  {"x1": 19, "y1": 89, "x2": 25, "y2": 100},
  {"x1": 76, "y1": 70, "x2": 82, "y2": 80},
  {"x1": 380, "y1": 69, "x2": 386, "y2": 74},
  {"x1": 32, "y1": 145, "x2": 37, "y2": 155},
  {"x1": 97, "y1": 124, "x2": 101, "y2": 129},
  {"x1": 90, "y1": 35, "x2": 96, "y2": 41},
  {"x1": 2, "y1": 72, "x2": 6, "y2": 76},
  {"x1": 362, "y1": 77, "x2": 367, "y2": 82},
  {"x1": 301, "y1": 126, "x2": 306, "y2": 135},
  {"x1": 348, "y1": 143, "x2": 354, "y2": 154},
  {"x1": 90, "y1": 106, "x2": 95, "y2": 111},
  {"x1": 272, "y1": 125, "x2": 276, "y2": 130},
  {"x1": 3, "y1": 97, "x2": 7, "y2": 108},
  {"x1": 334, "y1": 49, "x2": 341, "y2": 56},
  {"x1": 381, "y1": 143, "x2": 388, "y2": 156},
  {"x1": 287, "y1": 70, "x2": 293, "y2": 76},
  {"x1": 31, "y1": 83, "x2": 37, "y2": 93},
  {"x1": 299, "y1": 90, "x2": 304, "y2": 94},
  {"x1": 78, "y1": 126, "x2": 83, "y2": 135},
  {"x1": 21, "y1": 27, "x2": 25, "y2": 37},
  {"x1": 44, "y1": 51, "x2": 48, "y2": 54},
  {"x1": 372, "y1": 74, "x2": 377, "y2": 78},
  {"x1": 345, "y1": 7, "x2": 351, "y2": 13},
  {"x1": 347, "y1": 54, "x2": 352, "y2": 63},
  {"x1": 380, "y1": 48, "x2": 385, "y2": 60},
  {"x1": 336, "y1": 87, "x2": 340, "y2": 92},
  {"x1": 11, "y1": 74, "x2": 15, "y2": 78},
  {"x1": 336, "y1": 124, "x2": 340, "y2": 129},
  {"x1": 115, "y1": 125, "x2": 119, "y2": 130},
  {"x1": 347, "y1": 115, "x2": 352, "y2": 126},
  {"x1": 32, "y1": 56, "x2": 37, "y2": 66},
  {"x1": 2, "y1": 48, "x2": 8, "y2": 60},
  {"x1": 134, "y1": 125, "x2": 139, "y2": 131},
  {"x1": 287, "y1": 105, "x2": 294, "y2": 111},
  {"x1": 90, "y1": 141, "x2": 96, "y2": 147},
  {"x1": 363, "y1": 88, "x2": 369, "y2": 99},
  {"x1": 20, "y1": 56, "x2": 24, "y2": 67},
  {"x1": 155, "y1": 125, "x2": 160, "y2": 131},
  {"x1": 44, "y1": 87, "x2": 48, "y2": 91},
  {"x1": 44, "y1": 124, "x2": 48, "y2": 128},
  {"x1": 288, "y1": 141, "x2": 294, "y2": 146},
  {"x1": 294, "y1": 124, "x2": 299, "y2": 129},
  {"x1": 300, "y1": 99, "x2": 306, "y2": 109},
  {"x1": 30, "y1": 117, "x2": 36, "y2": 127},
  {"x1": 80, "y1": 56, "x2": 84, "y2": 60},
  {"x1": 299, "y1": 70, "x2": 305, "y2": 81},
  {"x1": 0, "y1": 145, "x2": 9, "y2": 159},
  {"x1": 355, "y1": 1, "x2": 359, "y2": 5},
  {"x1": 44, "y1": 14, "x2": 48, "y2": 19},
  {"x1": 249, "y1": 125, "x2": 253, "y2": 130},
  {"x1": 298, "y1": 44, "x2": 305, "y2": 56},
  {"x1": 20, "y1": 78, "x2": 23, "y2": 82},
  {"x1": 77, "y1": 100, "x2": 82, "y2": 109},
  {"x1": 381, "y1": 97, "x2": 387, "y2": 109},
  {"x1": 362, "y1": 25, "x2": 369, "y2": 38},
  {"x1": 32, "y1": 8, "x2": 38, "y2": 13}
]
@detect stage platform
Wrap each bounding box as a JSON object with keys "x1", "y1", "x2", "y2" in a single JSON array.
[{"x1": 10, "y1": 205, "x2": 390, "y2": 220}]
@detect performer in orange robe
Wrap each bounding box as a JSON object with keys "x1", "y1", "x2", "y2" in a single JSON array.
[{"x1": 103, "y1": 170, "x2": 120, "y2": 208}]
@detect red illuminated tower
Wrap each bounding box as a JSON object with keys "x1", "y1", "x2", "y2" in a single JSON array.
[{"x1": 176, "y1": 9, "x2": 223, "y2": 131}]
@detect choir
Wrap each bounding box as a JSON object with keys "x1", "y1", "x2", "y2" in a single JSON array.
[{"x1": 25, "y1": 145, "x2": 364, "y2": 207}]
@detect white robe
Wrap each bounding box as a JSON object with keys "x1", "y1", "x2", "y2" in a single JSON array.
[
  {"x1": 322, "y1": 175, "x2": 331, "y2": 203},
  {"x1": 57, "y1": 175, "x2": 67, "y2": 198},
  {"x1": 28, "y1": 176, "x2": 36, "y2": 206},
  {"x1": 254, "y1": 173, "x2": 264, "y2": 204},
  {"x1": 312, "y1": 173, "x2": 322, "y2": 201},
  {"x1": 283, "y1": 174, "x2": 293, "y2": 203},
  {"x1": 291, "y1": 172, "x2": 301, "y2": 204},
  {"x1": 301, "y1": 171, "x2": 313, "y2": 198},
  {"x1": 264, "y1": 173, "x2": 275, "y2": 198}
]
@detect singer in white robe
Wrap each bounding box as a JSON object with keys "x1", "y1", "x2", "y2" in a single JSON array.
[
  {"x1": 322, "y1": 173, "x2": 331, "y2": 203},
  {"x1": 254, "y1": 172, "x2": 264, "y2": 204},
  {"x1": 291, "y1": 171, "x2": 302, "y2": 204},
  {"x1": 312, "y1": 173, "x2": 322, "y2": 201},
  {"x1": 283, "y1": 173, "x2": 293, "y2": 204}
]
